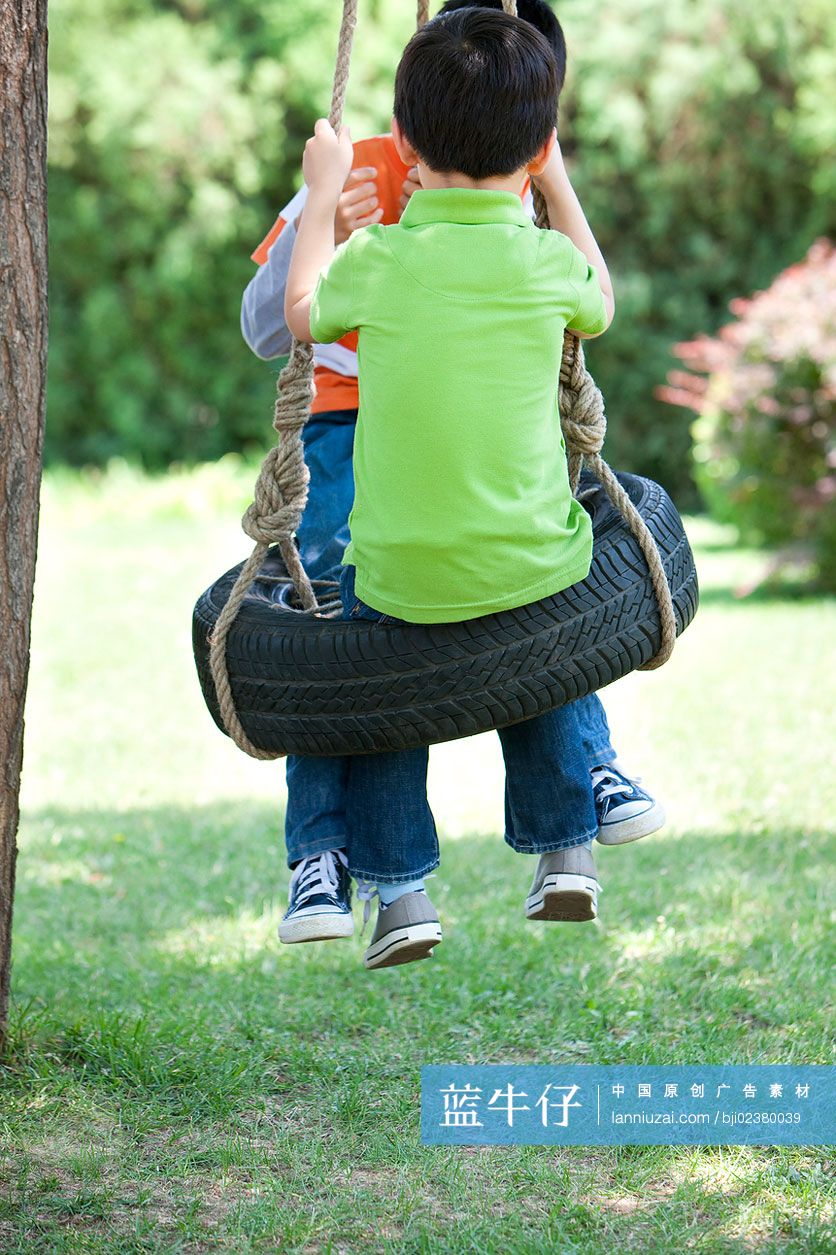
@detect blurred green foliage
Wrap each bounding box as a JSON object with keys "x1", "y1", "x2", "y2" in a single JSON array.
[
  {"x1": 47, "y1": 0, "x2": 407, "y2": 467},
  {"x1": 560, "y1": 0, "x2": 835, "y2": 498},
  {"x1": 47, "y1": 0, "x2": 835, "y2": 502}
]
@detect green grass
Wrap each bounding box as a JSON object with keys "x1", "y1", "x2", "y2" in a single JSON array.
[{"x1": 2, "y1": 463, "x2": 834, "y2": 1253}]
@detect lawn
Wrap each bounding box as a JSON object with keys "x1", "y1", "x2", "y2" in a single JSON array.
[{"x1": 1, "y1": 460, "x2": 834, "y2": 1253}]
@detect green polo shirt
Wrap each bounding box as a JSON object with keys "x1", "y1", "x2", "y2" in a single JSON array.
[{"x1": 309, "y1": 187, "x2": 607, "y2": 623}]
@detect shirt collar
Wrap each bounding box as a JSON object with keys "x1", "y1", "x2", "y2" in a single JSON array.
[{"x1": 400, "y1": 187, "x2": 531, "y2": 229}]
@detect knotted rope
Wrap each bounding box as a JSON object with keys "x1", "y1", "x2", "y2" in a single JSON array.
[
  {"x1": 529, "y1": 182, "x2": 676, "y2": 669},
  {"x1": 208, "y1": 0, "x2": 359, "y2": 760},
  {"x1": 557, "y1": 332, "x2": 677, "y2": 668},
  {"x1": 211, "y1": 0, "x2": 675, "y2": 760}
]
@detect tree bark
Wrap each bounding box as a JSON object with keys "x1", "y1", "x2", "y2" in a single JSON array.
[{"x1": 0, "y1": 0, "x2": 48, "y2": 1049}]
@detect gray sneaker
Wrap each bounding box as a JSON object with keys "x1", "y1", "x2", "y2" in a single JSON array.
[
  {"x1": 363, "y1": 891, "x2": 443, "y2": 970},
  {"x1": 525, "y1": 845, "x2": 599, "y2": 922}
]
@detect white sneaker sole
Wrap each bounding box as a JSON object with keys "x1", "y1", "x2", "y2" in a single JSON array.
[
  {"x1": 278, "y1": 911, "x2": 354, "y2": 944},
  {"x1": 364, "y1": 922, "x2": 443, "y2": 970},
  {"x1": 597, "y1": 800, "x2": 666, "y2": 846},
  {"x1": 526, "y1": 873, "x2": 599, "y2": 922}
]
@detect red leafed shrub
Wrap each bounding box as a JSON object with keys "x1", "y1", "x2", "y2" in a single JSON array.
[{"x1": 659, "y1": 240, "x2": 836, "y2": 589}]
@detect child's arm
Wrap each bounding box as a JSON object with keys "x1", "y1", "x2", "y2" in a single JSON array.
[
  {"x1": 285, "y1": 120, "x2": 355, "y2": 344},
  {"x1": 535, "y1": 142, "x2": 615, "y2": 336},
  {"x1": 241, "y1": 225, "x2": 298, "y2": 360},
  {"x1": 243, "y1": 167, "x2": 380, "y2": 359}
]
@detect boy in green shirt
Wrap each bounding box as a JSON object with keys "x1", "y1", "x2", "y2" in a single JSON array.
[{"x1": 286, "y1": 7, "x2": 615, "y2": 968}]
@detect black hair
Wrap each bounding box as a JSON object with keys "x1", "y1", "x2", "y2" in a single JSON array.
[
  {"x1": 394, "y1": 8, "x2": 557, "y2": 179},
  {"x1": 438, "y1": 0, "x2": 567, "y2": 93}
]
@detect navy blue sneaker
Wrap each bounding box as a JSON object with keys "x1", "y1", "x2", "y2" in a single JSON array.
[
  {"x1": 278, "y1": 849, "x2": 354, "y2": 944},
  {"x1": 592, "y1": 761, "x2": 665, "y2": 846}
]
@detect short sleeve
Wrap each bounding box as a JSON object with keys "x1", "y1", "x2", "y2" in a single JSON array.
[
  {"x1": 566, "y1": 245, "x2": 607, "y2": 337},
  {"x1": 309, "y1": 238, "x2": 357, "y2": 343}
]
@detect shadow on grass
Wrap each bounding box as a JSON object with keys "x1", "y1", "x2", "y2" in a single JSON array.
[
  {"x1": 9, "y1": 801, "x2": 832, "y2": 1081},
  {"x1": 4, "y1": 802, "x2": 833, "y2": 1251}
]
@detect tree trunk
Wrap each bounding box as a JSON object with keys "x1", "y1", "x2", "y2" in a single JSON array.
[{"x1": 0, "y1": 0, "x2": 48, "y2": 1050}]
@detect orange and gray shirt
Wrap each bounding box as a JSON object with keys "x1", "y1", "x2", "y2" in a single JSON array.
[
  {"x1": 240, "y1": 132, "x2": 534, "y2": 414},
  {"x1": 241, "y1": 135, "x2": 411, "y2": 414}
]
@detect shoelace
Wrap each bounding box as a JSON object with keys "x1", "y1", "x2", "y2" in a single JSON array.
[
  {"x1": 356, "y1": 882, "x2": 379, "y2": 935},
  {"x1": 590, "y1": 764, "x2": 639, "y2": 802},
  {"x1": 289, "y1": 849, "x2": 348, "y2": 905}
]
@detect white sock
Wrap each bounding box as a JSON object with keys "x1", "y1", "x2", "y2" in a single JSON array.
[{"x1": 378, "y1": 879, "x2": 425, "y2": 906}]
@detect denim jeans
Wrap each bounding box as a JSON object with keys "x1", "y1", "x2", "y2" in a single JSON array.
[
  {"x1": 283, "y1": 408, "x2": 616, "y2": 867},
  {"x1": 295, "y1": 408, "x2": 356, "y2": 584},
  {"x1": 336, "y1": 565, "x2": 597, "y2": 882}
]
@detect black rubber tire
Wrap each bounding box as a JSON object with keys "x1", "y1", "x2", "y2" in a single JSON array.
[{"x1": 193, "y1": 472, "x2": 698, "y2": 756}]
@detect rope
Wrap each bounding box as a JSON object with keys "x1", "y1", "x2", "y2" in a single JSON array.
[
  {"x1": 211, "y1": 0, "x2": 674, "y2": 760},
  {"x1": 208, "y1": 0, "x2": 359, "y2": 760},
  {"x1": 417, "y1": 1, "x2": 430, "y2": 28},
  {"x1": 326, "y1": 0, "x2": 359, "y2": 130},
  {"x1": 558, "y1": 336, "x2": 677, "y2": 669},
  {"x1": 531, "y1": 184, "x2": 676, "y2": 667}
]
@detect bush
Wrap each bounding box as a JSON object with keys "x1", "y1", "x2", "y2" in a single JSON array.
[
  {"x1": 659, "y1": 239, "x2": 836, "y2": 588},
  {"x1": 44, "y1": 0, "x2": 836, "y2": 498},
  {"x1": 45, "y1": 0, "x2": 407, "y2": 469},
  {"x1": 559, "y1": 0, "x2": 836, "y2": 501}
]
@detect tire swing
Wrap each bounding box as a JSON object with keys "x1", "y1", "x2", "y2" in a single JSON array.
[{"x1": 193, "y1": 0, "x2": 699, "y2": 760}]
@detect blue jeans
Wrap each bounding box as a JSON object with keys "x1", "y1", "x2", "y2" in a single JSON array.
[
  {"x1": 295, "y1": 408, "x2": 356, "y2": 584},
  {"x1": 336, "y1": 566, "x2": 597, "y2": 882},
  {"x1": 284, "y1": 408, "x2": 616, "y2": 867}
]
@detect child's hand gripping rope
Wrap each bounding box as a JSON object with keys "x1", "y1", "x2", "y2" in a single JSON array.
[{"x1": 302, "y1": 118, "x2": 355, "y2": 203}]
